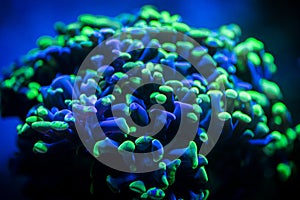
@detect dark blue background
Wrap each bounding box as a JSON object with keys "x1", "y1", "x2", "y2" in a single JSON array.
[{"x1": 0, "y1": 0, "x2": 299, "y2": 199}]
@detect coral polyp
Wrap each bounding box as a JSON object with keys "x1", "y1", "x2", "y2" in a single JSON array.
[{"x1": 1, "y1": 5, "x2": 299, "y2": 200}]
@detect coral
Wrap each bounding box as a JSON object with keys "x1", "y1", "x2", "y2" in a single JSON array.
[{"x1": 1, "y1": 5, "x2": 299, "y2": 200}]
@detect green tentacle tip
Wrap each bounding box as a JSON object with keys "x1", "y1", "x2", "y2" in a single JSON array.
[
  {"x1": 218, "y1": 112, "x2": 231, "y2": 121},
  {"x1": 155, "y1": 94, "x2": 167, "y2": 104},
  {"x1": 253, "y1": 104, "x2": 264, "y2": 117},
  {"x1": 232, "y1": 111, "x2": 252, "y2": 123},
  {"x1": 37, "y1": 35, "x2": 53, "y2": 49},
  {"x1": 245, "y1": 37, "x2": 264, "y2": 51},
  {"x1": 162, "y1": 42, "x2": 176, "y2": 52},
  {"x1": 277, "y1": 162, "x2": 292, "y2": 181},
  {"x1": 118, "y1": 140, "x2": 135, "y2": 152},
  {"x1": 247, "y1": 52, "x2": 261, "y2": 66},
  {"x1": 26, "y1": 89, "x2": 38, "y2": 100},
  {"x1": 199, "y1": 131, "x2": 208, "y2": 143},
  {"x1": 272, "y1": 102, "x2": 287, "y2": 115},
  {"x1": 239, "y1": 91, "x2": 251, "y2": 102},
  {"x1": 50, "y1": 121, "x2": 69, "y2": 131},
  {"x1": 247, "y1": 91, "x2": 269, "y2": 107},
  {"x1": 188, "y1": 141, "x2": 198, "y2": 169},
  {"x1": 129, "y1": 180, "x2": 146, "y2": 194},
  {"x1": 295, "y1": 124, "x2": 300, "y2": 136},
  {"x1": 260, "y1": 79, "x2": 282, "y2": 99},
  {"x1": 25, "y1": 116, "x2": 43, "y2": 125},
  {"x1": 141, "y1": 187, "x2": 165, "y2": 200},
  {"x1": 36, "y1": 106, "x2": 49, "y2": 116},
  {"x1": 187, "y1": 112, "x2": 198, "y2": 123},
  {"x1": 172, "y1": 22, "x2": 191, "y2": 32},
  {"x1": 159, "y1": 85, "x2": 174, "y2": 93},
  {"x1": 31, "y1": 121, "x2": 51, "y2": 131},
  {"x1": 33, "y1": 141, "x2": 48, "y2": 153}
]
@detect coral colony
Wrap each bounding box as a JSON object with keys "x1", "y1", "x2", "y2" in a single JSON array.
[{"x1": 1, "y1": 5, "x2": 299, "y2": 200}]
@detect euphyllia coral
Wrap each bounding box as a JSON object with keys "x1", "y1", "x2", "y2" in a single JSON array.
[{"x1": 1, "y1": 5, "x2": 299, "y2": 200}]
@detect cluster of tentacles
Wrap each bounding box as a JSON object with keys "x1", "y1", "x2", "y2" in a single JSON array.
[{"x1": 1, "y1": 5, "x2": 299, "y2": 200}]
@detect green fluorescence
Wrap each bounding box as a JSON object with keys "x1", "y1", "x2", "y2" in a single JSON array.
[
  {"x1": 26, "y1": 89, "x2": 39, "y2": 100},
  {"x1": 2, "y1": 77, "x2": 16, "y2": 88},
  {"x1": 140, "y1": 5, "x2": 161, "y2": 20},
  {"x1": 141, "y1": 187, "x2": 165, "y2": 200},
  {"x1": 286, "y1": 128, "x2": 297, "y2": 141},
  {"x1": 218, "y1": 112, "x2": 231, "y2": 121},
  {"x1": 188, "y1": 141, "x2": 198, "y2": 169},
  {"x1": 50, "y1": 121, "x2": 69, "y2": 131},
  {"x1": 81, "y1": 26, "x2": 95, "y2": 36},
  {"x1": 159, "y1": 85, "x2": 174, "y2": 93},
  {"x1": 28, "y1": 82, "x2": 41, "y2": 90},
  {"x1": 37, "y1": 35, "x2": 53, "y2": 49},
  {"x1": 256, "y1": 122, "x2": 269, "y2": 136},
  {"x1": 232, "y1": 111, "x2": 252, "y2": 123},
  {"x1": 172, "y1": 22, "x2": 191, "y2": 33},
  {"x1": 187, "y1": 112, "x2": 198, "y2": 123},
  {"x1": 272, "y1": 102, "x2": 287, "y2": 115},
  {"x1": 191, "y1": 47, "x2": 208, "y2": 58},
  {"x1": 263, "y1": 52, "x2": 277, "y2": 73},
  {"x1": 277, "y1": 162, "x2": 292, "y2": 181},
  {"x1": 162, "y1": 42, "x2": 176, "y2": 52},
  {"x1": 252, "y1": 104, "x2": 264, "y2": 117},
  {"x1": 167, "y1": 159, "x2": 181, "y2": 186},
  {"x1": 176, "y1": 41, "x2": 194, "y2": 51},
  {"x1": 118, "y1": 140, "x2": 135, "y2": 152},
  {"x1": 33, "y1": 141, "x2": 48, "y2": 153},
  {"x1": 199, "y1": 131, "x2": 208, "y2": 143},
  {"x1": 17, "y1": 123, "x2": 30, "y2": 135},
  {"x1": 246, "y1": 90, "x2": 269, "y2": 107},
  {"x1": 25, "y1": 116, "x2": 43, "y2": 125},
  {"x1": 129, "y1": 180, "x2": 146, "y2": 194},
  {"x1": 129, "y1": 77, "x2": 142, "y2": 85},
  {"x1": 260, "y1": 79, "x2": 282, "y2": 99},
  {"x1": 155, "y1": 94, "x2": 167, "y2": 104},
  {"x1": 295, "y1": 124, "x2": 300, "y2": 136},
  {"x1": 225, "y1": 89, "x2": 238, "y2": 99},
  {"x1": 36, "y1": 106, "x2": 49, "y2": 117},
  {"x1": 205, "y1": 36, "x2": 224, "y2": 48},
  {"x1": 247, "y1": 52, "x2": 261, "y2": 66},
  {"x1": 188, "y1": 28, "x2": 211, "y2": 39},
  {"x1": 239, "y1": 91, "x2": 252, "y2": 103},
  {"x1": 245, "y1": 37, "x2": 264, "y2": 51}
]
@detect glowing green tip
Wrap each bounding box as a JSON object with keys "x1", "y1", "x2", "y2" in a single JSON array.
[
  {"x1": 277, "y1": 163, "x2": 292, "y2": 181},
  {"x1": 252, "y1": 104, "x2": 264, "y2": 117},
  {"x1": 25, "y1": 116, "x2": 43, "y2": 125},
  {"x1": 37, "y1": 35, "x2": 53, "y2": 49},
  {"x1": 118, "y1": 140, "x2": 135, "y2": 152},
  {"x1": 232, "y1": 111, "x2": 252, "y2": 123},
  {"x1": 272, "y1": 102, "x2": 287, "y2": 115},
  {"x1": 218, "y1": 112, "x2": 231, "y2": 121},
  {"x1": 260, "y1": 79, "x2": 282, "y2": 99},
  {"x1": 245, "y1": 37, "x2": 264, "y2": 51},
  {"x1": 159, "y1": 85, "x2": 174, "y2": 93},
  {"x1": 187, "y1": 112, "x2": 198, "y2": 123},
  {"x1": 199, "y1": 131, "x2": 208, "y2": 143},
  {"x1": 155, "y1": 94, "x2": 167, "y2": 104},
  {"x1": 129, "y1": 180, "x2": 146, "y2": 194},
  {"x1": 162, "y1": 42, "x2": 176, "y2": 52},
  {"x1": 33, "y1": 141, "x2": 48, "y2": 153},
  {"x1": 239, "y1": 91, "x2": 252, "y2": 102},
  {"x1": 172, "y1": 22, "x2": 191, "y2": 32},
  {"x1": 247, "y1": 52, "x2": 261, "y2": 66},
  {"x1": 50, "y1": 121, "x2": 69, "y2": 131},
  {"x1": 188, "y1": 141, "x2": 198, "y2": 169}
]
